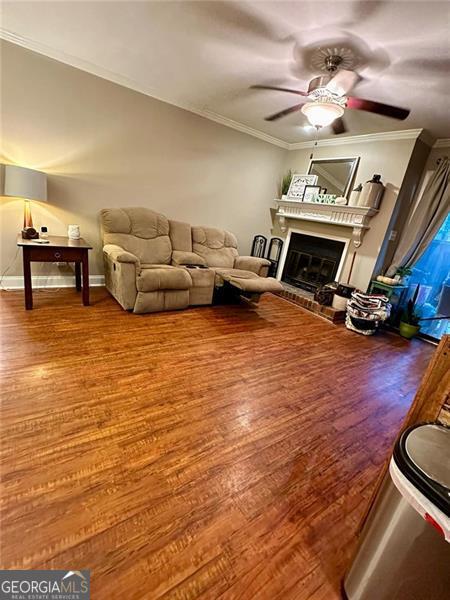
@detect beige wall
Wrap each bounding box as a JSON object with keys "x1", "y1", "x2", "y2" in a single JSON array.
[
  {"x1": 279, "y1": 137, "x2": 421, "y2": 290},
  {"x1": 0, "y1": 41, "x2": 286, "y2": 277}
]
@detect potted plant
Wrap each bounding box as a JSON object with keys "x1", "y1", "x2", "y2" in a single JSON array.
[
  {"x1": 280, "y1": 169, "x2": 293, "y2": 198},
  {"x1": 394, "y1": 265, "x2": 412, "y2": 285},
  {"x1": 399, "y1": 284, "x2": 421, "y2": 339}
]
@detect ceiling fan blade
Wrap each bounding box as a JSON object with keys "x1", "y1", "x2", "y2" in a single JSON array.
[
  {"x1": 347, "y1": 97, "x2": 410, "y2": 120},
  {"x1": 326, "y1": 70, "x2": 360, "y2": 96},
  {"x1": 251, "y1": 84, "x2": 308, "y2": 96},
  {"x1": 331, "y1": 117, "x2": 347, "y2": 135},
  {"x1": 264, "y1": 103, "x2": 305, "y2": 121}
]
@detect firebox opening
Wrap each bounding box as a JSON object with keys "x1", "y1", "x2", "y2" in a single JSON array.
[{"x1": 282, "y1": 232, "x2": 346, "y2": 293}]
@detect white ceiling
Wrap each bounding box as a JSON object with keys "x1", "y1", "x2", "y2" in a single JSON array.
[{"x1": 2, "y1": 0, "x2": 450, "y2": 146}]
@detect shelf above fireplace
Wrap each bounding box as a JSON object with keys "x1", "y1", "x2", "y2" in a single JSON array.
[{"x1": 275, "y1": 198, "x2": 379, "y2": 248}]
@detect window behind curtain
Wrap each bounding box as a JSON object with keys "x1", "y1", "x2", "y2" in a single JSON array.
[{"x1": 409, "y1": 212, "x2": 450, "y2": 340}]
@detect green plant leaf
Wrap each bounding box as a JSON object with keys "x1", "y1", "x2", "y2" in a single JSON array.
[{"x1": 280, "y1": 169, "x2": 293, "y2": 196}]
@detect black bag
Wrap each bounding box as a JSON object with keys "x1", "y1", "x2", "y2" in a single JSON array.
[{"x1": 314, "y1": 282, "x2": 338, "y2": 306}]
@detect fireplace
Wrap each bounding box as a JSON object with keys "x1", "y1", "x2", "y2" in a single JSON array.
[{"x1": 280, "y1": 230, "x2": 347, "y2": 293}]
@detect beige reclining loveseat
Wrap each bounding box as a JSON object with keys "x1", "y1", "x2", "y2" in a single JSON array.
[{"x1": 101, "y1": 207, "x2": 282, "y2": 314}]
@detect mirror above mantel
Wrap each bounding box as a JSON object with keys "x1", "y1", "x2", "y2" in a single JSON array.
[{"x1": 308, "y1": 157, "x2": 360, "y2": 199}]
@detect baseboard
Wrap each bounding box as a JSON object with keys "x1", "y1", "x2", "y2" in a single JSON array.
[{"x1": 1, "y1": 275, "x2": 105, "y2": 289}]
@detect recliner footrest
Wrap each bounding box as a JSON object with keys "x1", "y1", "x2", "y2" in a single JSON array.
[{"x1": 214, "y1": 269, "x2": 283, "y2": 294}]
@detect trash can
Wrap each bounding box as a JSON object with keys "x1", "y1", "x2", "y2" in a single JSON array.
[{"x1": 343, "y1": 423, "x2": 450, "y2": 600}]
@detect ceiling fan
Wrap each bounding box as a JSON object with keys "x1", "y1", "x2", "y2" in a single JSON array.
[{"x1": 251, "y1": 54, "x2": 410, "y2": 134}]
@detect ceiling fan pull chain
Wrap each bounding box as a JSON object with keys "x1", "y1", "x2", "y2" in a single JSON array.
[{"x1": 310, "y1": 126, "x2": 321, "y2": 160}]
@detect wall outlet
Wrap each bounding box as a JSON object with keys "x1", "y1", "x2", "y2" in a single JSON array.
[{"x1": 389, "y1": 230, "x2": 398, "y2": 241}]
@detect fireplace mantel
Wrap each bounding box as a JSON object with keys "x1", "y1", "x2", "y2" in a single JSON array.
[{"x1": 275, "y1": 198, "x2": 378, "y2": 248}]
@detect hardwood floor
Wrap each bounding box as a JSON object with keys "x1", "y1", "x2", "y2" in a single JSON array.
[{"x1": 0, "y1": 288, "x2": 433, "y2": 599}]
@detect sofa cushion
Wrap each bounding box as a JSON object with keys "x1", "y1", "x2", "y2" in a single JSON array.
[
  {"x1": 102, "y1": 207, "x2": 169, "y2": 237},
  {"x1": 137, "y1": 265, "x2": 192, "y2": 292},
  {"x1": 192, "y1": 226, "x2": 239, "y2": 268},
  {"x1": 169, "y1": 220, "x2": 193, "y2": 252},
  {"x1": 171, "y1": 250, "x2": 207, "y2": 266},
  {"x1": 101, "y1": 207, "x2": 172, "y2": 265}
]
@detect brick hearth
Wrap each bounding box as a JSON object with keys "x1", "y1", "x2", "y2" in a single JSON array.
[{"x1": 274, "y1": 283, "x2": 346, "y2": 324}]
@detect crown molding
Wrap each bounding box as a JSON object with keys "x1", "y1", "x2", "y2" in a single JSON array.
[
  {"x1": 189, "y1": 108, "x2": 289, "y2": 149},
  {"x1": 287, "y1": 129, "x2": 425, "y2": 150},
  {"x1": 433, "y1": 138, "x2": 450, "y2": 148},
  {"x1": 0, "y1": 29, "x2": 289, "y2": 150}
]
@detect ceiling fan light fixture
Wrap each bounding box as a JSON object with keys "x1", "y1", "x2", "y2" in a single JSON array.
[{"x1": 301, "y1": 101, "x2": 344, "y2": 127}]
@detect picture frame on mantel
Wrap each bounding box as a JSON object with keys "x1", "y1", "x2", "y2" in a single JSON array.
[
  {"x1": 286, "y1": 173, "x2": 318, "y2": 200},
  {"x1": 303, "y1": 185, "x2": 321, "y2": 203}
]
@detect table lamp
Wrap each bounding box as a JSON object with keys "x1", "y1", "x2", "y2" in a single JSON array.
[{"x1": 0, "y1": 164, "x2": 47, "y2": 238}]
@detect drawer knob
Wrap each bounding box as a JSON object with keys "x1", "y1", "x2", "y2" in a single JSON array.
[{"x1": 54, "y1": 251, "x2": 61, "y2": 259}]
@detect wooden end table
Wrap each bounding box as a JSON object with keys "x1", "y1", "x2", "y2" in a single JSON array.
[{"x1": 17, "y1": 235, "x2": 92, "y2": 309}]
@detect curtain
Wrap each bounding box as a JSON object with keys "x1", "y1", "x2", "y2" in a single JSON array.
[{"x1": 387, "y1": 157, "x2": 450, "y2": 276}]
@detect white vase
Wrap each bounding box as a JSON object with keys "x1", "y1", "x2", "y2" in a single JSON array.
[
  {"x1": 68, "y1": 224, "x2": 80, "y2": 239},
  {"x1": 348, "y1": 190, "x2": 361, "y2": 206}
]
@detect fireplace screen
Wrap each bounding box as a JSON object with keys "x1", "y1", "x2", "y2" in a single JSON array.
[{"x1": 282, "y1": 232, "x2": 345, "y2": 293}]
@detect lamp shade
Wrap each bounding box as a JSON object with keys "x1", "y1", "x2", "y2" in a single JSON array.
[{"x1": 0, "y1": 164, "x2": 47, "y2": 202}]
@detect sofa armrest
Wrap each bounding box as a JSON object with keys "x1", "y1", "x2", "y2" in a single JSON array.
[
  {"x1": 172, "y1": 250, "x2": 207, "y2": 267},
  {"x1": 103, "y1": 247, "x2": 138, "y2": 311},
  {"x1": 103, "y1": 244, "x2": 140, "y2": 265},
  {"x1": 234, "y1": 256, "x2": 270, "y2": 277}
]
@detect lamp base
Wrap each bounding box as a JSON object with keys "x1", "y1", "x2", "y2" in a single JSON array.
[{"x1": 22, "y1": 227, "x2": 39, "y2": 240}]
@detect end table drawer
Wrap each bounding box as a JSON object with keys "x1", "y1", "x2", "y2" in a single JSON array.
[{"x1": 25, "y1": 247, "x2": 85, "y2": 262}]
